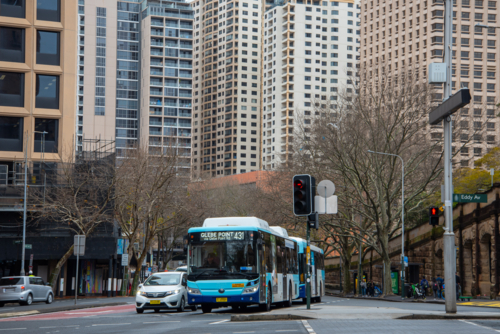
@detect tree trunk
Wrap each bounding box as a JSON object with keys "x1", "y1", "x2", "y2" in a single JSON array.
[
  {"x1": 382, "y1": 255, "x2": 393, "y2": 296},
  {"x1": 48, "y1": 245, "x2": 74, "y2": 295},
  {"x1": 342, "y1": 257, "x2": 352, "y2": 296}
]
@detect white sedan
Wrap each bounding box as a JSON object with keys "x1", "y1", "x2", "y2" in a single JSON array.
[{"x1": 135, "y1": 272, "x2": 196, "y2": 313}]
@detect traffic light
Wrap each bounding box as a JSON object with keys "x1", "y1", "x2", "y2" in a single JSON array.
[
  {"x1": 429, "y1": 207, "x2": 439, "y2": 226},
  {"x1": 293, "y1": 174, "x2": 314, "y2": 216}
]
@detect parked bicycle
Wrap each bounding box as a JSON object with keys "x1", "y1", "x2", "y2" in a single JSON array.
[{"x1": 373, "y1": 285, "x2": 382, "y2": 297}]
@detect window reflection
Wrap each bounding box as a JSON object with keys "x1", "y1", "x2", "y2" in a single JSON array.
[
  {"x1": 0, "y1": 0, "x2": 25, "y2": 19},
  {"x1": 34, "y1": 118, "x2": 58, "y2": 153},
  {"x1": 36, "y1": 30, "x2": 59, "y2": 65},
  {"x1": 37, "y1": 0, "x2": 60, "y2": 22},
  {"x1": 0, "y1": 71, "x2": 24, "y2": 107},
  {"x1": 0, "y1": 27, "x2": 24, "y2": 62},
  {"x1": 36, "y1": 75, "x2": 59, "y2": 109}
]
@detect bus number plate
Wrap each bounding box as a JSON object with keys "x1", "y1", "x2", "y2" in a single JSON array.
[
  {"x1": 149, "y1": 300, "x2": 161, "y2": 305},
  {"x1": 232, "y1": 284, "x2": 244, "y2": 288},
  {"x1": 216, "y1": 298, "x2": 227, "y2": 302}
]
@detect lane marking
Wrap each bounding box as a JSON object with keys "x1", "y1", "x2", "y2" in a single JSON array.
[
  {"x1": 143, "y1": 321, "x2": 181, "y2": 324},
  {"x1": 276, "y1": 331, "x2": 297, "y2": 332},
  {"x1": 233, "y1": 332, "x2": 255, "y2": 334},
  {"x1": 460, "y1": 320, "x2": 500, "y2": 332},
  {"x1": 0, "y1": 328, "x2": 26, "y2": 331},
  {"x1": 301, "y1": 320, "x2": 317, "y2": 334},
  {"x1": 39, "y1": 326, "x2": 79, "y2": 329},
  {"x1": 210, "y1": 319, "x2": 230, "y2": 324},
  {"x1": 92, "y1": 323, "x2": 131, "y2": 326}
]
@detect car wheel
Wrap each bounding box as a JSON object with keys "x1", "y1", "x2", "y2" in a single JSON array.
[
  {"x1": 154, "y1": 309, "x2": 160, "y2": 313},
  {"x1": 22, "y1": 293, "x2": 33, "y2": 306},
  {"x1": 136, "y1": 308, "x2": 144, "y2": 314},
  {"x1": 191, "y1": 304, "x2": 198, "y2": 312},
  {"x1": 201, "y1": 305, "x2": 212, "y2": 313},
  {"x1": 177, "y1": 297, "x2": 185, "y2": 312},
  {"x1": 46, "y1": 293, "x2": 53, "y2": 304}
]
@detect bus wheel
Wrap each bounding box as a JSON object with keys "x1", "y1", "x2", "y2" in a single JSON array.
[
  {"x1": 201, "y1": 306, "x2": 212, "y2": 313},
  {"x1": 317, "y1": 286, "x2": 322, "y2": 303},
  {"x1": 285, "y1": 286, "x2": 292, "y2": 307}
]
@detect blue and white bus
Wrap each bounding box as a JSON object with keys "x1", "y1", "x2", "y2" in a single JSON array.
[
  {"x1": 290, "y1": 237, "x2": 325, "y2": 303},
  {"x1": 186, "y1": 217, "x2": 302, "y2": 313}
]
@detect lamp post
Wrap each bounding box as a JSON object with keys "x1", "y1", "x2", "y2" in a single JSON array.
[
  {"x1": 368, "y1": 150, "x2": 405, "y2": 299},
  {"x1": 20, "y1": 131, "x2": 47, "y2": 276}
]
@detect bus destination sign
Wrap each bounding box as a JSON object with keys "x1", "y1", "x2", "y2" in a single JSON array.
[{"x1": 200, "y1": 231, "x2": 245, "y2": 241}]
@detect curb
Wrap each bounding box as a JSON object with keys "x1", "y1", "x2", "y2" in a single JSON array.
[
  {"x1": 0, "y1": 302, "x2": 129, "y2": 319},
  {"x1": 231, "y1": 314, "x2": 315, "y2": 321},
  {"x1": 398, "y1": 314, "x2": 500, "y2": 320}
]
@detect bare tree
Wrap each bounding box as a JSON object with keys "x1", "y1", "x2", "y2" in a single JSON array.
[{"x1": 29, "y1": 149, "x2": 117, "y2": 292}]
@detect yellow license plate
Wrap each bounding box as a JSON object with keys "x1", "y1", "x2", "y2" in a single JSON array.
[
  {"x1": 216, "y1": 298, "x2": 227, "y2": 302},
  {"x1": 149, "y1": 300, "x2": 161, "y2": 305},
  {"x1": 232, "y1": 283, "x2": 244, "y2": 288}
]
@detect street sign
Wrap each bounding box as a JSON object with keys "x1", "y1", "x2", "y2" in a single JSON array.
[
  {"x1": 453, "y1": 193, "x2": 487, "y2": 203},
  {"x1": 404, "y1": 256, "x2": 408, "y2": 267},
  {"x1": 121, "y1": 254, "x2": 129, "y2": 266},
  {"x1": 74, "y1": 235, "x2": 86, "y2": 256},
  {"x1": 317, "y1": 180, "x2": 335, "y2": 198},
  {"x1": 315, "y1": 195, "x2": 338, "y2": 214},
  {"x1": 25, "y1": 244, "x2": 32, "y2": 249},
  {"x1": 14, "y1": 240, "x2": 21, "y2": 244},
  {"x1": 429, "y1": 88, "x2": 471, "y2": 125}
]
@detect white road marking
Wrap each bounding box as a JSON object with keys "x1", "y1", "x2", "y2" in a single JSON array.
[
  {"x1": 276, "y1": 330, "x2": 297, "y2": 332},
  {"x1": 0, "y1": 328, "x2": 26, "y2": 331},
  {"x1": 66, "y1": 310, "x2": 113, "y2": 314},
  {"x1": 91, "y1": 323, "x2": 131, "y2": 326},
  {"x1": 143, "y1": 321, "x2": 180, "y2": 324},
  {"x1": 233, "y1": 332, "x2": 255, "y2": 334},
  {"x1": 460, "y1": 320, "x2": 500, "y2": 332},
  {"x1": 210, "y1": 319, "x2": 230, "y2": 325},
  {"x1": 301, "y1": 320, "x2": 317, "y2": 334},
  {"x1": 39, "y1": 326, "x2": 79, "y2": 329}
]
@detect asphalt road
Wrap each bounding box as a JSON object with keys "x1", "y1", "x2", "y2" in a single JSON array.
[
  {"x1": 0, "y1": 297, "x2": 135, "y2": 314},
  {"x1": 0, "y1": 296, "x2": 499, "y2": 334}
]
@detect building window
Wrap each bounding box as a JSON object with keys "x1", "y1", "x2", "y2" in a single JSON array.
[
  {"x1": 34, "y1": 118, "x2": 58, "y2": 153},
  {"x1": 35, "y1": 75, "x2": 59, "y2": 109},
  {"x1": 37, "y1": 0, "x2": 60, "y2": 22},
  {"x1": 0, "y1": 71, "x2": 24, "y2": 107},
  {"x1": 0, "y1": 0, "x2": 25, "y2": 18},
  {"x1": 0, "y1": 116, "x2": 23, "y2": 152},
  {"x1": 0, "y1": 26, "x2": 24, "y2": 63},
  {"x1": 36, "y1": 30, "x2": 60, "y2": 66}
]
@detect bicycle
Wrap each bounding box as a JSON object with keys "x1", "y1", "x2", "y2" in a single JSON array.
[{"x1": 374, "y1": 285, "x2": 382, "y2": 297}]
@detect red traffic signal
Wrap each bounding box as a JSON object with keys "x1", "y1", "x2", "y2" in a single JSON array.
[
  {"x1": 429, "y1": 207, "x2": 439, "y2": 226},
  {"x1": 293, "y1": 175, "x2": 314, "y2": 216}
]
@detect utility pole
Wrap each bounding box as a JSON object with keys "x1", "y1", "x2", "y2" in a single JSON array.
[
  {"x1": 443, "y1": 0, "x2": 457, "y2": 314},
  {"x1": 306, "y1": 219, "x2": 311, "y2": 309}
]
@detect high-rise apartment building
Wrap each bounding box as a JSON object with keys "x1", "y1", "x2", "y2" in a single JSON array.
[
  {"x1": 77, "y1": 0, "x2": 193, "y2": 170},
  {"x1": 191, "y1": 0, "x2": 263, "y2": 179},
  {"x1": 0, "y1": 0, "x2": 77, "y2": 181},
  {"x1": 262, "y1": 0, "x2": 360, "y2": 170},
  {"x1": 360, "y1": 0, "x2": 500, "y2": 167}
]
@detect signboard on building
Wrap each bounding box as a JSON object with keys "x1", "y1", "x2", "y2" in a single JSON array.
[{"x1": 121, "y1": 254, "x2": 129, "y2": 266}]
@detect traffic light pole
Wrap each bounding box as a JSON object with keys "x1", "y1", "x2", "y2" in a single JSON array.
[
  {"x1": 443, "y1": 0, "x2": 457, "y2": 314},
  {"x1": 306, "y1": 222, "x2": 311, "y2": 310}
]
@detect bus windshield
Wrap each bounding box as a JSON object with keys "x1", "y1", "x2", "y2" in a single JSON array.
[{"x1": 188, "y1": 240, "x2": 257, "y2": 278}]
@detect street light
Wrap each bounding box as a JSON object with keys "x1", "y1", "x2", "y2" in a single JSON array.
[
  {"x1": 475, "y1": 23, "x2": 500, "y2": 29},
  {"x1": 368, "y1": 150, "x2": 405, "y2": 299}
]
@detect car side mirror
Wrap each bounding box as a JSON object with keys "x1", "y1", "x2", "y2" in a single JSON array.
[{"x1": 138, "y1": 284, "x2": 143, "y2": 288}]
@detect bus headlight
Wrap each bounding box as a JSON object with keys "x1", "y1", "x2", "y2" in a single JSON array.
[
  {"x1": 188, "y1": 287, "x2": 201, "y2": 295},
  {"x1": 242, "y1": 286, "x2": 258, "y2": 294}
]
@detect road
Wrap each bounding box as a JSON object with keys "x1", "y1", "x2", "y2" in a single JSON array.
[
  {"x1": 1, "y1": 296, "x2": 500, "y2": 333},
  {"x1": 0, "y1": 297, "x2": 135, "y2": 314}
]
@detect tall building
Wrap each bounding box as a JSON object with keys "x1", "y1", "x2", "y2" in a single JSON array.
[
  {"x1": 191, "y1": 0, "x2": 263, "y2": 179},
  {"x1": 77, "y1": 0, "x2": 193, "y2": 171},
  {"x1": 0, "y1": 0, "x2": 77, "y2": 182},
  {"x1": 262, "y1": 0, "x2": 360, "y2": 170},
  {"x1": 360, "y1": 0, "x2": 500, "y2": 167}
]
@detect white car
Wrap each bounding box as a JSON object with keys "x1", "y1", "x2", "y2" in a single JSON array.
[
  {"x1": 175, "y1": 266, "x2": 187, "y2": 272},
  {"x1": 135, "y1": 272, "x2": 196, "y2": 313}
]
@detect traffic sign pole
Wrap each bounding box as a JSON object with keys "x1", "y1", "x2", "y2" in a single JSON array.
[
  {"x1": 75, "y1": 236, "x2": 79, "y2": 305},
  {"x1": 306, "y1": 223, "x2": 311, "y2": 310}
]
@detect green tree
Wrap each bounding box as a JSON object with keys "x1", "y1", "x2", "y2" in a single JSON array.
[{"x1": 454, "y1": 147, "x2": 500, "y2": 194}]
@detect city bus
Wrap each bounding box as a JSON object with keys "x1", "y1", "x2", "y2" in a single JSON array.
[
  {"x1": 290, "y1": 237, "x2": 325, "y2": 302},
  {"x1": 186, "y1": 217, "x2": 300, "y2": 313}
]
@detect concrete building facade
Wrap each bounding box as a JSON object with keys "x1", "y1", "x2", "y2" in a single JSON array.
[
  {"x1": 360, "y1": 0, "x2": 500, "y2": 167},
  {"x1": 191, "y1": 0, "x2": 263, "y2": 179},
  {"x1": 262, "y1": 0, "x2": 360, "y2": 169}
]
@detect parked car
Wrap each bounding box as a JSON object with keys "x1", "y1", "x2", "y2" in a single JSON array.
[
  {"x1": 135, "y1": 272, "x2": 196, "y2": 313},
  {"x1": 175, "y1": 266, "x2": 187, "y2": 272},
  {"x1": 0, "y1": 276, "x2": 54, "y2": 306}
]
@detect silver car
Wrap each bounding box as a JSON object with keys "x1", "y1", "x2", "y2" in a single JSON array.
[
  {"x1": 0, "y1": 276, "x2": 54, "y2": 306},
  {"x1": 135, "y1": 272, "x2": 196, "y2": 313}
]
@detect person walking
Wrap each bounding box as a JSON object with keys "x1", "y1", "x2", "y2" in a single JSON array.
[
  {"x1": 455, "y1": 272, "x2": 461, "y2": 301},
  {"x1": 361, "y1": 279, "x2": 367, "y2": 297},
  {"x1": 436, "y1": 274, "x2": 444, "y2": 299},
  {"x1": 432, "y1": 279, "x2": 439, "y2": 300},
  {"x1": 420, "y1": 276, "x2": 429, "y2": 297}
]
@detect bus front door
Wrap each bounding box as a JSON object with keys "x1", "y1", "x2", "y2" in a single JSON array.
[{"x1": 259, "y1": 245, "x2": 266, "y2": 303}]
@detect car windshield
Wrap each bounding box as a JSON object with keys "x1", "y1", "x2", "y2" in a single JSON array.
[
  {"x1": 0, "y1": 277, "x2": 23, "y2": 286},
  {"x1": 188, "y1": 240, "x2": 257, "y2": 276},
  {"x1": 144, "y1": 274, "x2": 180, "y2": 286}
]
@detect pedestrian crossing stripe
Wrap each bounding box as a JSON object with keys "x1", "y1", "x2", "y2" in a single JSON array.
[{"x1": 459, "y1": 301, "x2": 500, "y2": 308}]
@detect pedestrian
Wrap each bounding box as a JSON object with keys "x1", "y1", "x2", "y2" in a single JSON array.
[
  {"x1": 367, "y1": 280, "x2": 374, "y2": 297},
  {"x1": 420, "y1": 276, "x2": 429, "y2": 297},
  {"x1": 361, "y1": 279, "x2": 367, "y2": 296},
  {"x1": 436, "y1": 274, "x2": 444, "y2": 299},
  {"x1": 455, "y1": 272, "x2": 461, "y2": 301},
  {"x1": 432, "y1": 279, "x2": 439, "y2": 300}
]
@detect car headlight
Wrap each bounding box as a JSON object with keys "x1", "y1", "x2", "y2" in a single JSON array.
[
  {"x1": 137, "y1": 291, "x2": 147, "y2": 296},
  {"x1": 188, "y1": 287, "x2": 201, "y2": 295},
  {"x1": 242, "y1": 286, "x2": 259, "y2": 294},
  {"x1": 168, "y1": 289, "x2": 181, "y2": 295}
]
